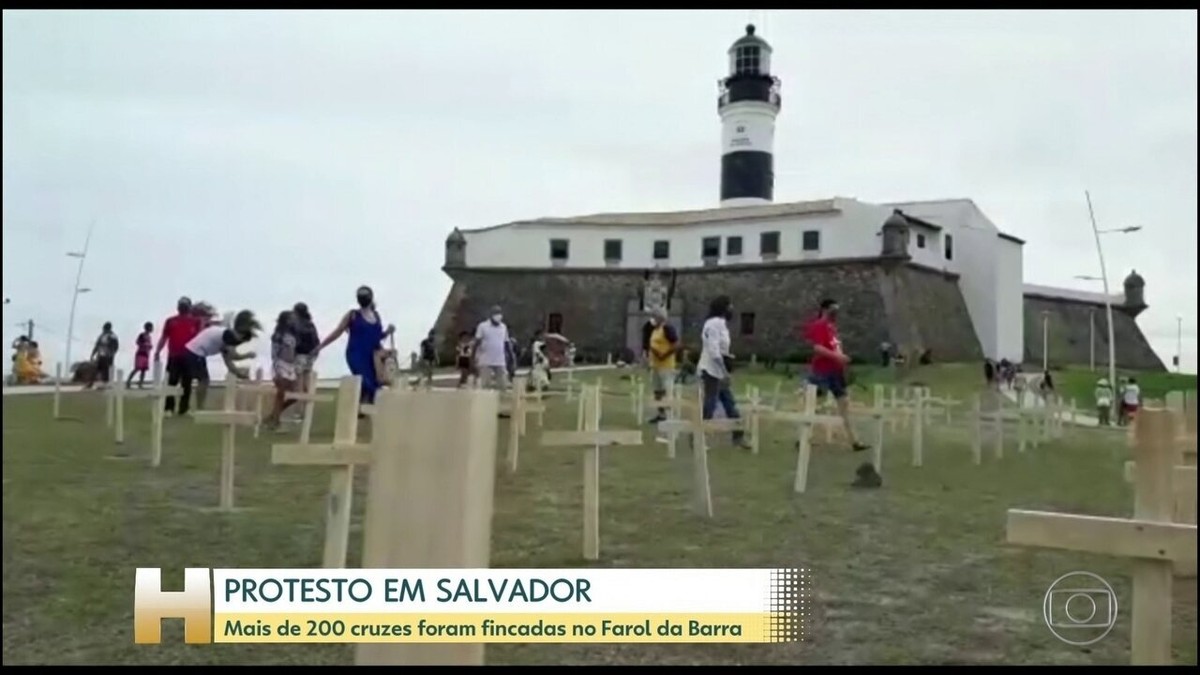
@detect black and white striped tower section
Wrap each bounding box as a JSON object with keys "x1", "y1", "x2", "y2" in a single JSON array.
[{"x1": 718, "y1": 24, "x2": 782, "y2": 207}]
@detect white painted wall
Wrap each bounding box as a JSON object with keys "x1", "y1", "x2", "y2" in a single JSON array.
[
  {"x1": 950, "y1": 226, "x2": 998, "y2": 357},
  {"x1": 459, "y1": 196, "x2": 1030, "y2": 361},
  {"x1": 995, "y1": 238, "x2": 1025, "y2": 361},
  {"x1": 462, "y1": 200, "x2": 900, "y2": 269}
]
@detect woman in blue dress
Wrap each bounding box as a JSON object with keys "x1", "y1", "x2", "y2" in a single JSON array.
[{"x1": 314, "y1": 285, "x2": 394, "y2": 407}]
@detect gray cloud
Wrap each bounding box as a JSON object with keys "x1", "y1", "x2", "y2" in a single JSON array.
[{"x1": 3, "y1": 10, "x2": 1196, "y2": 375}]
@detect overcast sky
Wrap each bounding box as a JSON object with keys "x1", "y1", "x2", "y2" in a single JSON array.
[{"x1": 3, "y1": 9, "x2": 1196, "y2": 377}]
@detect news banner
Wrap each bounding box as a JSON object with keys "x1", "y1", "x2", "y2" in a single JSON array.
[{"x1": 134, "y1": 568, "x2": 808, "y2": 644}]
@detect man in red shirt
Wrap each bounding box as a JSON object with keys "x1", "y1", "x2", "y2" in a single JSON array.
[
  {"x1": 155, "y1": 296, "x2": 201, "y2": 415},
  {"x1": 804, "y1": 298, "x2": 871, "y2": 453}
]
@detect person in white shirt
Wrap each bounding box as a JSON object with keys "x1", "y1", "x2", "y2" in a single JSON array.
[
  {"x1": 1094, "y1": 377, "x2": 1113, "y2": 426},
  {"x1": 697, "y1": 296, "x2": 749, "y2": 449},
  {"x1": 1121, "y1": 376, "x2": 1141, "y2": 424},
  {"x1": 178, "y1": 309, "x2": 260, "y2": 415},
  {"x1": 529, "y1": 330, "x2": 550, "y2": 391},
  {"x1": 473, "y1": 305, "x2": 511, "y2": 392}
]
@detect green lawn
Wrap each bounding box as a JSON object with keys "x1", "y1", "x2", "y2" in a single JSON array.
[
  {"x1": 2, "y1": 365, "x2": 1196, "y2": 665},
  {"x1": 1048, "y1": 367, "x2": 1197, "y2": 409}
]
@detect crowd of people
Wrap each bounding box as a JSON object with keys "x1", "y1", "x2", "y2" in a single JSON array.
[{"x1": 12, "y1": 288, "x2": 1152, "y2": 453}]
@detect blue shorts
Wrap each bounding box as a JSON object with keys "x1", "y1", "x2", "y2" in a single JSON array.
[{"x1": 807, "y1": 372, "x2": 848, "y2": 400}]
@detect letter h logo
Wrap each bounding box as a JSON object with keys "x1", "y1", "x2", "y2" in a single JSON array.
[{"x1": 133, "y1": 568, "x2": 213, "y2": 644}]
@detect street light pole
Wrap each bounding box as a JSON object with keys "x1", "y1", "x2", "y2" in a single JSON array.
[
  {"x1": 1041, "y1": 310, "x2": 1049, "y2": 372},
  {"x1": 64, "y1": 220, "x2": 96, "y2": 373},
  {"x1": 1085, "y1": 191, "x2": 1119, "y2": 419},
  {"x1": 1178, "y1": 315, "x2": 1184, "y2": 374},
  {"x1": 1089, "y1": 309, "x2": 1095, "y2": 372}
]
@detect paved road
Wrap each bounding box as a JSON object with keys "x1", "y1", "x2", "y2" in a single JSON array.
[{"x1": 1, "y1": 364, "x2": 617, "y2": 397}]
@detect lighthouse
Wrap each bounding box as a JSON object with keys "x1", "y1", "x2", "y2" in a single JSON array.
[{"x1": 718, "y1": 24, "x2": 782, "y2": 207}]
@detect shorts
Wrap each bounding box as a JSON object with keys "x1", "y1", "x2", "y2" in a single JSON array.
[
  {"x1": 294, "y1": 353, "x2": 313, "y2": 380},
  {"x1": 274, "y1": 359, "x2": 297, "y2": 383},
  {"x1": 456, "y1": 356, "x2": 471, "y2": 371},
  {"x1": 807, "y1": 371, "x2": 848, "y2": 399},
  {"x1": 1122, "y1": 402, "x2": 1139, "y2": 414},
  {"x1": 651, "y1": 367, "x2": 676, "y2": 394}
]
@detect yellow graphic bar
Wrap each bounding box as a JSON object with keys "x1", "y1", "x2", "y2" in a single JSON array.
[{"x1": 213, "y1": 612, "x2": 800, "y2": 643}]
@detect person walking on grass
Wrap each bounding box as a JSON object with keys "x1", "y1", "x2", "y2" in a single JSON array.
[
  {"x1": 86, "y1": 322, "x2": 119, "y2": 390},
  {"x1": 313, "y1": 285, "x2": 394, "y2": 411},
  {"x1": 1094, "y1": 377, "x2": 1113, "y2": 426},
  {"x1": 645, "y1": 307, "x2": 680, "y2": 424},
  {"x1": 264, "y1": 310, "x2": 299, "y2": 431},
  {"x1": 473, "y1": 305, "x2": 510, "y2": 392},
  {"x1": 802, "y1": 298, "x2": 871, "y2": 453},
  {"x1": 126, "y1": 322, "x2": 154, "y2": 389},
  {"x1": 156, "y1": 296, "x2": 202, "y2": 416},
  {"x1": 418, "y1": 330, "x2": 437, "y2": 389},
  {"x1": 698, "y1": 296, "x2": 750, "y2": 450}
]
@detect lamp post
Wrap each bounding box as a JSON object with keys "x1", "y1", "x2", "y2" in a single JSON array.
[
  {"x1": 63, "y1": 221, "x2": 96, "y2": 373},
  {"x1": 1177, "y1": 315, "x2": 1184, "y2": 374},
  {"x1": 1082, "y1": 190, "x2": 1142, "y2": 420},
  {"x1": 1041, "y1": 310, "x2": 1050, "y2": 373}
]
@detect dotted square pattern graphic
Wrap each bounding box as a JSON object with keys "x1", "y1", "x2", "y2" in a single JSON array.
[{"x1": 766, "y1": 568, "x2": 807, "y2": 643}]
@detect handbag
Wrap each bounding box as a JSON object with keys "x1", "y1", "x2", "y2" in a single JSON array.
[{"x1": 375, "y1": 334, "x2": 400, "y2": 388}]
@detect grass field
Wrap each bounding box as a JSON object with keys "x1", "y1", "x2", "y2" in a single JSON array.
[{"x1": 2, "y1": 364, "x2": 1196, "y2": 665}]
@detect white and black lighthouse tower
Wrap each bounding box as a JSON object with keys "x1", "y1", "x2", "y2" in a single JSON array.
[{"x1": 718, "y1": 24, "x2": 781, "y2": 207}]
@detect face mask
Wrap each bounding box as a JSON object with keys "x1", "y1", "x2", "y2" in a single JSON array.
[
  {"x1": 827, "y1": 310, "x2": 839, "y2": 321},
  {"x1": 491, "y1": 314, "x2": 503, "y2": 324},
  {"x1": 357, "y1": 294, "x2": 372, "y2": 308}
]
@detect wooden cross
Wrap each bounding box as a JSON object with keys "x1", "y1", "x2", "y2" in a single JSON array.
[
  {"x1": 740, "y1": 385, "x2": 775, "y2": 456},
  {"x1": 112, "y1": 368, "x2": 127, "y2": 445},
  {"x1": 630, "y1": 375, "x2": 646, "y2": 424},
  {"x1": 503, "y1": 375, "x2": 546, "y2": 473},
  {"x1": 761, "y1": 383, "x2": 844, "y2": 494},
  {"x1": 273, "y1": 376, "x2": 368, "y2": 569},
  {"x1": 538, "y1": 383, "x2": 643, "y2": 560},
  {"x1": 656, "y1": 392, "x2": 746, "y2": 518},
  {"x1": 108, "y1": 362, "x2": 181, "y2": 465},
  {"x1": 286, "y1": 369, "x2": 333, "y2": 444},
  {"x1": 652, "y1": 377, "x2": 697, "y2": 460},
  {"x1": 238, "y1": 367, "x2": 277, "y2": 439},
  {"x1": 355, "y1": 387, "x2": 499, "y2": 666},
  {"x1": 192, "y1": 372, "x2": 259, "y2": 511},
  {"x1": 1006, "y1": 408, "x2": 1198, "y2": 665}
]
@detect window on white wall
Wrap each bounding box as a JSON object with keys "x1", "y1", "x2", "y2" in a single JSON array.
[
  {"x1": 727, "y1": 236, "x2": 743, "y2": 256},
  {"x1": 760, "y1": 231, "x2": 780, "y2": 256},
  {"x1": 801, "y1": 230, "x2": 820, "y2": 252},
  {"x1": 653, "y1": 240, "x2": 670, "y2": 260},
  {"x1": 604, "y1": 239, "x2": 623, "y2": 262},
  {"x1": 916, "y1": 234, "x2": 926, "y2": 249},
  {"x1": 702, "y1": 237, "x2": 721, "y2": 259},
  {"x1": 550, "y1": 239, "x2": 569, "y2": 262},
  {"x1": 944, "y1": 234, "x2": 954, "y2": 261}
]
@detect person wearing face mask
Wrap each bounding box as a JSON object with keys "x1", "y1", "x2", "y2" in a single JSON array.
[
  {"x1": 313, "y1": 285, "x2": 395, "y2": 409},
  {"x1": 473, "y1": 305, "x2": 510, "y2": 392},
  {"x1": 803, "y1": 298, "x2": 871, "y2": 454}
]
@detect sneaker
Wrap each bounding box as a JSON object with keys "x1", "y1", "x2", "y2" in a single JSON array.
[
  {"x1": 851, "y1": 442, "x2": 871, "y2": 453},
  {"x1": 647, "y1": 415, "x2": 664, "y2": 425},
  {"x1": 851, "y1": 462, "x2": 883, "y2": 488}
]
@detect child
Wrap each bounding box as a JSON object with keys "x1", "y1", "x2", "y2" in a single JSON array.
[
  {"x1": 127, "y1": 322, "x2": 154, "y2": 389},
  {"x1": 265, "y1": 310, "x2": 299, "y2": 430},
  {"x1": 1094, "y1": 377, "x2": 1113, "y2": 426},
  {"x1": 455, "y1": 332, "x2": 474, "y2": 388}
]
